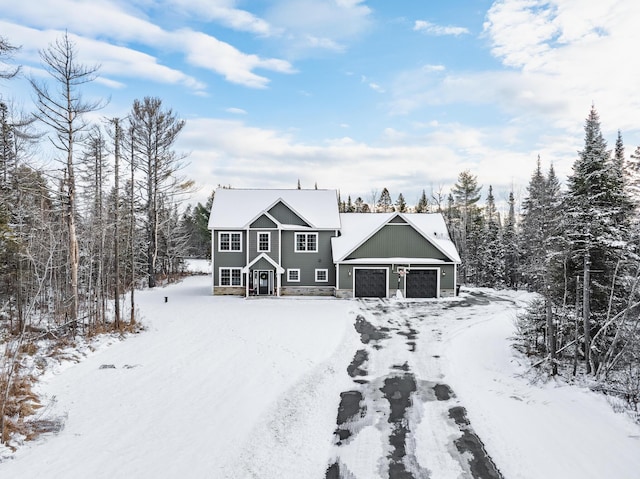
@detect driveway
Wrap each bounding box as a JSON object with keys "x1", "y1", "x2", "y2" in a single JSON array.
[{"x1": 326, "y1": 293, "x2": 510, "y2": 479}]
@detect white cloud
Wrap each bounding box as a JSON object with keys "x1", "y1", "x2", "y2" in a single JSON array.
[
  {"x1": 0, "y1": 22, "x2": 206, "y2": 92},
  {"x1": 414, "y1": 20, "x2": 470, "y2": 36},
  {"x1": 369, "y1": 82, "x2": 385, "y2": 93},
  {"x1": 482, "y1": 0, "x2": 640, "y2": 134},
  {"x1": 0, "y1": 0, "x2": 294, "y2": 89},
  {"x1": 164, "y1": 0, "x2": 276, "y2": 36},
  {"x1": 265, "y1": 0, "x2": 372, "y2": 56},
  {"x1": 177, "y1": 29, "x2": 294, "y2": 89},
  {"x1": 177, "y1": 117, "x2": 539, "y2": 207},
  {"x1": 226, "y1": 107, "x2": 247, "y2": 115},
  {"x1": 388, "y1": 0, "x2": 640, "y2": 163}
]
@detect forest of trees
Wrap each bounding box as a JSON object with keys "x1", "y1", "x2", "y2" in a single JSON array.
[
  {"x1": 0, "y1": 34, "x2": 215, "y2": 444},
  {"x1": 2, "y1": 31, "x2": 640, "y2": 446},
  {"x1": 336, "y1": 108, "x2": 640, "y2": 411}
]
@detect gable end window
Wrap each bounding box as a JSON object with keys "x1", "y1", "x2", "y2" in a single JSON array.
[
  {"x1": 287, "y1": 269, "x2": 300, "y2": 282},
  {"x1": 295, "y1": 232, "x2": 318, "y2": 252},
  {"x1": 220, "y1": 268, "x2": 242, "y2": 286},
  {"x1": 315, "y1": 269, "x2": 328, "y2": 282},
  {"x1": 257, "y1": 232, "x2": 271, "y2": 252},
  {"x1": 219, "y1": 232, "x2": 242, "y2": 252}
]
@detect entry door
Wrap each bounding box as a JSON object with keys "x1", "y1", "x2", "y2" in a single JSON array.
[{"x1": 257, "y1": 270, "x2": 272, "y2": 295}]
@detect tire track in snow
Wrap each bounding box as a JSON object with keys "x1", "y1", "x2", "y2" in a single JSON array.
[{"x1": 326, "y1": 297, "x2": 504, "y2": 479}]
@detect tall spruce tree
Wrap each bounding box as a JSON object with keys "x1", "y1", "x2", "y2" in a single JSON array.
[
  {"x1": 415, "y1": 189, "x2": 428, "y2": 213},
  {"x1": 503, "y1": 191, "x2": 519, "y2": 288},
  {"x1": 451, "y1": 170, "x2": 482, "y2": 284},
  {"x1": 481, "y1": 186, "x2": 504, "y2": 287},
  {"x1": 565, "y1": 106, "x2": 632, "y2": 373},
  {"x1": 377, "y1": 187, "x2": 393, "y2": 213},
  {"x1": 395, "y1": 193, "x2": 407, "y2": 213}
]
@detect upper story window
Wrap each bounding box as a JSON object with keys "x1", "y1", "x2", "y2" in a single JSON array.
[
  {"x1": 295, "y1": 232, "x2": 318, "y2": 252},
  {"x1": 257, "y1": 232, "x2": 271, "y2": 252},
  {"x1": 219, "y1": 232, "x2": 242, "y2": 252}
]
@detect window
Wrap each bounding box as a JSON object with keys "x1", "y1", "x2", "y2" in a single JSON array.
[
  {"x1": 257, "y1": 232, "x2": 270, "y2": 252},
  {"x1": 295, "y1": 232, "x2": 318, "y2": 252},
  {"x1": 315, "y1": 269, "x2": 328, "y2": 282},
  {"x1": 287, "y1": 269, "x2": 300, "y2": 282},
  {"x1": 219, "y1": 232, "x2": 242, "y2": 252},
  {"x1": 220, "y1": 268, "x2": 242, "y2": 286}
]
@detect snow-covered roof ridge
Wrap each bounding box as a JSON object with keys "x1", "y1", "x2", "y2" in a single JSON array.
[
  {"x1": 208, "y1": 188, "x2": 341, "y2": 230},
  {"x1": 331, "y1": 212, "x2": 460, "y2": 263}
]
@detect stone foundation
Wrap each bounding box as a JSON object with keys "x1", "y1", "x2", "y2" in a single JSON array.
[
  {"x1": 280, "y1": 286, "x2": 335, "y2": 296},
  {"x1": 213, "y1": 286, "x2": 245, "y2": 296}
]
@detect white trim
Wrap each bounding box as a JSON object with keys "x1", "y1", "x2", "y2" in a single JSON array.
[
  {"x1": 244, "y1": 210, "x2": 280, "y2": 230},
  {"x1": 294, "y1": 232, "x2": 318, "y2": 252},
  {"x1": 243, "y1": 253, "x2": 284, "y2": 274},
  {"x1": 257, "y1": 231, "x2": 271, "y2": 252},
  {"x1": 287, "y1": 268, "x2": 301, "y2": 282},
  {"x1": 315, "y1": 268, "x2": 329, "y2": 282},
  {"x1": 219, "y1": 267, "x2": 243, "y2": 286},
  {"x1": 218, "y1": 231, "x2": 242, "y2": 252}
]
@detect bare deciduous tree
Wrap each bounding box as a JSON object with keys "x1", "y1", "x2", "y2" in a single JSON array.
[{"x1": 29, "y1": 32, "x2": 106, "y2": 326}]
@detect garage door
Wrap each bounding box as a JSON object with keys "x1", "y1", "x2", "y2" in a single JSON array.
[
  {"x1": 406, "y1": 270, "x2": 438, "y2": 298},
  {"x1": 354, "y1": 269, "x2": 387, "y2": 298}
]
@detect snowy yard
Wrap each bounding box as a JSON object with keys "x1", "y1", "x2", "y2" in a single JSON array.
[{"x1": 1, "y1": 276, "x2": 639, "y2": 478}]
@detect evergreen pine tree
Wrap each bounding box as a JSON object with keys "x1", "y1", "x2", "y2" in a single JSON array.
[
  {"x1": 565, "y1": 106, "x2": 633, "y2": 373},
  {"x1": 481, "y1": 185, "x2": 505, "y2": 287},
  {"x1": 346, "y1": 195, "x2": 354, "y2": 213},
  {"x1": 395, "y1": 193, "x2": 407, "y2": 213},
  {"x1": 377, "y1": 187, "x2": 394, "y2": 213},
  {"x1": 451, "y1": 170, "x2": 482, "y2": 284},
  {"x1": 415, "y1": 189, "x2": 428, "y2": 213},
  {"x1": 502, "y1": 191, "x2": 519, "y2": 288}
]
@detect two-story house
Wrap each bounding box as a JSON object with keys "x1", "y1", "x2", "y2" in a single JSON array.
[{"x1": 208, "y1": 188, "x2": 461, "y2": 298}]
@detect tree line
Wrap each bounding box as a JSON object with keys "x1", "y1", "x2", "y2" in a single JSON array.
[
  {"x1": 335, "y1": 107, "x2": 640, "y2": 411},
  {"x1": 0, "y1": 34, "x2": 195, "y2": 443}
]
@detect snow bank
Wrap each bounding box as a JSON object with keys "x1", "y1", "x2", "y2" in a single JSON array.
[
  {"x1": 444, "y1": 290, "x2": 640, "y2": 479},
  {"x1": 2, "y1": 284, "x2": 640, "y2": 479},
  {"x1": 0, "y1": 276, "x2": 358, "y2": 479}
]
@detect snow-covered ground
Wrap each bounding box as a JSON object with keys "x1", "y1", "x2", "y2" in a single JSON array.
[{"x1": 0, "y1": 277, "x2": 639, "y2": 478}]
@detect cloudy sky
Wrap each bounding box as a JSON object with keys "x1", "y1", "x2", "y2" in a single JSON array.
[{"x1": 1, "y1": 0, "x2": 639, "y2": 209}]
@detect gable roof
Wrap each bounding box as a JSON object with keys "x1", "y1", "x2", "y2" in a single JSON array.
[
  {"x1": 208, "y1": 189, "x2": 341, "y2": 230},
  {"x1": 242, "y1": 253, "x2": 284, "y2": 274},
  {"x1": 331, "y1": 212, "x2": 461, "y2": 263}
]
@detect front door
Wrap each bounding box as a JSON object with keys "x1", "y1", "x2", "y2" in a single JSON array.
[{"x1": 256, "y1": 270, "x2": 273, "y2": 295}]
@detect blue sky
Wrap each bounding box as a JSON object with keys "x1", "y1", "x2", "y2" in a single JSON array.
[{"x1": 1, "y1": 0, "x2": 639, "y2": 209}]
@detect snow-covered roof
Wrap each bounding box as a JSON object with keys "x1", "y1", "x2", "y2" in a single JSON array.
[
  {"x1": 208, "y1": 188, "x2": 341, "y2": 229},
  {"x1": 331, "y1": 213, "x2": 461, "y2": 263}
]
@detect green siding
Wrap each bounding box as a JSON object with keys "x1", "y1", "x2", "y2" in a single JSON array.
[
  {"x1": 347, "y1": 224, "x2": 448, "y2": 260},
  {"x1": 248, "y1": 230, "x2": 279, "y2": 263},
  {"x1": 389, "y1": 215, "x2": 407, "y2": 224},
  {"x1": 281, "y1": 230, "x2": 336, "y2": 285},
  {"x1": 250, "y1": 215, "x2": 277, "y2": 228},
  {"x1": 439, "y1": 264, "x2": 456, "y2": 289},
  {"x1": 268, "y1": 202, "x2": 309, "y2": 226},
  {"x1": 252, "y1": 257, "x2": 275, "y2": 271},
  {"x1": 338, "y1": 263, "x2": 456, "y2": 292},
  {"x1": 212, "y1": 230, "x2": 245, "y2": 286}
]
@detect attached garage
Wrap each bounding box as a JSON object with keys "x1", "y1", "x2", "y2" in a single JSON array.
[
  {"x1": 405, "y1": 269, "x2": 438, "y2": 298},
  {"x1": 354, "y1": 268, "x2": 387, "y2": 298},
  {"x1": 332, "y1": 213, "x2": 461, "y2": 299}
]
